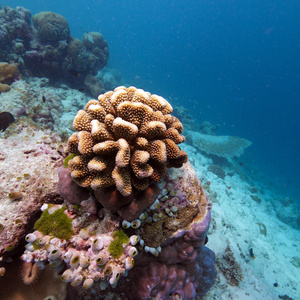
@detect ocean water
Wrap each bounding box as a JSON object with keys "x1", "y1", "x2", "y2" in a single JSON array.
[
  {"x1": 3, "y1": 0, "x2": 300, "y2": 204},
  {"x1": 1, "y1": 1, "x2": 300, "y2": 299}
]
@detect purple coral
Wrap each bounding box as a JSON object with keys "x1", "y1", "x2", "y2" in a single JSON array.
[
  {"x1": 53, "y1": 161, "x2": 217, "y2": 299},
  {"x1": 117, "y1": 211, "x2": 216, "y2": 299}
]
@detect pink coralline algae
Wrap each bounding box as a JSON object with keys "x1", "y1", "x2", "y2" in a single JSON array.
[{"x1": 24, "y1": 160, "x2": 217, "y2": 299}]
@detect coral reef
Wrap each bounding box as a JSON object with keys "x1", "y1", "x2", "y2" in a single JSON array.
[
  {"x1": 0, "y1": 6, "x2": 34, "y2": 60},
  {"x1": 23, "y1": 161, "x2": 216, "y2": 299},
  {"x1": 0, "y1": 77, "x2": 86, "y2": 136},
  {"x1": 0, "y1": 87, "x2": 216, "y2": 299},
  {"x1": 198, "y1": 120, "x2": 219, "y2": 134},
  {"x1": 172, "y1": 105, "x2": 197, "y2": 131},
  {"x1": 0, "y1": 5, "x2": 109, "y2": 93},
  {"x1": 84, "y1": 73, "x2": 104, "y2": 97},
  {"x1": 271, "y1": 197, "x2": 300, "y2": 229},
  {"x1": 172, "y1": 107, "x2": 219, "y2": 134},
  {"x1": 96, "y1": 67, "x2": 123, "y2": 92},
  {"x1": 185, "y1": 130, "x2": 252, "y2": 159},
  {"x1": 67, "y1": 86, "x2": 188, "y2": 203},
  {"x1": 82, "y1": 32, "x2": 109, "y2": 70},
  {"x1": 32, "y1": 11, "x2": 70, "y2": 44}
]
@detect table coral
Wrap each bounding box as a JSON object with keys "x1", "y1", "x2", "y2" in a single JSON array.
[
  {"x1": 185, "y1": 130, "x2": 252, "y2": 159},
  {"x1": 67, "y1": 86, "x2": 188, "y2": 202}
]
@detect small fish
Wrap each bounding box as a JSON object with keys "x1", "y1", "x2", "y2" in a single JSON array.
[
  {"x1": 0, "y1": 112, "x2": 15, "y2": 132},
  {"x1": 68, "y1": 69, "x2": 80, "y2": 77},
  {"x1": 86, "y1": 32, "x2": 94, "y2": 44},
  {"x1": 8, "y1": 192, "x2": 23, "y2": 200},
  {"x1": 204, "y1": 236, "x2": 209, "y2": 245},
  {"x1": 42, "y1": 95, "x2": 46, "y2": 103},
  {"x1": 249, "y1": 248, "x2": 255, "y2": 259}
]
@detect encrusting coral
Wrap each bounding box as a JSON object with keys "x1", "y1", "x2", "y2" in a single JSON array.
[
  {"x1": 0, "y1": 62, "x2": 20, "y2": 93},
  {"x1": 22, "y1": 161, "x2": 216, "y2": 299},
  {"x1": 0, "y1": 87, "x2": 216, "y2": 299},
  {"x1": 67, "y1": 86, "x2": 187, "y2": 198}
]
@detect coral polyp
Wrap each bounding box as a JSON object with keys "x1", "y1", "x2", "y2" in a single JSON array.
[{"x1": 67, "y1": 86, "x2": 187, "y2": 197}]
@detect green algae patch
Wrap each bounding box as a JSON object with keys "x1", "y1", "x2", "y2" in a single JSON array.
[
  {"x1": 34, "y1": 206, "x2": 74, "y2": 240},
  {"x1": 108, "y1": 230, "x2": 129, "y2": 258},
  {"x1": 63, "y1": 153, "x2": 79, "y2": 168}
]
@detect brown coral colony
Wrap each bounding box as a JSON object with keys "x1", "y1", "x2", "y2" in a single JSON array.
[{"x1": 67, "y1": 86, "x2": 187, "y2": 196}]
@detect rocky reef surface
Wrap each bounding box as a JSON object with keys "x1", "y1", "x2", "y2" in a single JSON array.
[
  {"x1": 0, "y1": 87, "x2": 217, "y2": 299},
  {"x1": 0, "y1": 77, "x2": 87, "y2": 138},
  {"x1": 1, "y1": 81, "x2": 298, "y2": 300}
]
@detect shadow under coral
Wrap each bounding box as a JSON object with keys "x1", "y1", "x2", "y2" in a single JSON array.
[{"x1": 0, "y1": 258, "x2": 66, "y2": 300}]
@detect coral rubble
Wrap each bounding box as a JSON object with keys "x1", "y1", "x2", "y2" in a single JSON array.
[{"x1": 217, "y1": 244, "x2": 243, "y2": 287}]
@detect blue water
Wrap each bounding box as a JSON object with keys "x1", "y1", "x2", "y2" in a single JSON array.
[{"x1": 4, "y1": 0, "x2": 300, "y2": 203}]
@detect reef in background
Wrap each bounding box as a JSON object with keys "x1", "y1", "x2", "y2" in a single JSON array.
[{"x1": 0, "y1": 6, "x2": 109, "y2": 96}]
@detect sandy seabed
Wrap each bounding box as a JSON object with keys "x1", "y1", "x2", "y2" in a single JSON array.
[{"x1": 181, "y1": 142, "x2": 300, "y2": 300}]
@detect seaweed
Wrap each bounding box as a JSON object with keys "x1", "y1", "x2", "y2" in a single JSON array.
[
  {"x1": 108, "y1": 230, "x2": 129, "y2": 258},
  {"x1": 34, "y1": 205, "x2": 74, "y2": 240}
]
